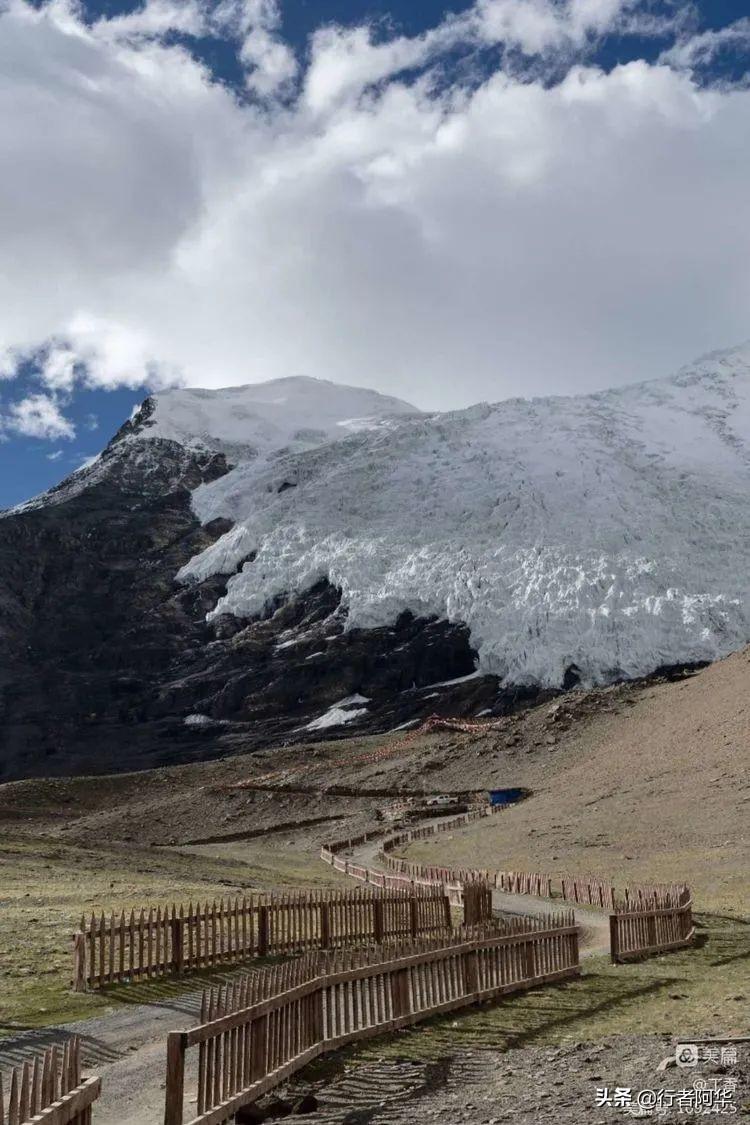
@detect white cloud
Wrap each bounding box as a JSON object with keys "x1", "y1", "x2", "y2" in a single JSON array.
[
  {"x1": 0, "y1": 0, "x2": 749, "y2": 411},
  {"x1": 660, "y1": 19, "x2": 750, "y2": 73},
  {"x1": 474, "y1": 0, "x2": 626, "y2": 54},
  {"x1": 94, "y1": 0, "x2": 297, "y2": 96},
  {"x1": 94, "y1": 0, "x2": 206, "y2": 40},
  {"x1": 0, "y1": 395, "x2": 75, "y2": 440},
  {"x1": 229, "y1": 0, "x2": 298, "y2": 96},
  {"x1": 239, "y1": 26, "x2": 297, "y2": 95},
  {"x1": 46, "y1": 449, "x2": 64, "y2": 460},
  {"x1": 300, "y1": 0, "x2": 642, "y2": 113},
  {"x1": 0, "y1": 348, "x2": 19, "y2": 380},
  {"x1": 303, "y1": 21, "x2": 453, "y2": 113},
  {"x1": 38, "y1": 343, "x2": 78, "y2": 392}
]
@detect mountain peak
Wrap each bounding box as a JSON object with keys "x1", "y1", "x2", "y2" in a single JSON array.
[{"x1": 128, "y1": 375, "x2": 420, "y2": 461}]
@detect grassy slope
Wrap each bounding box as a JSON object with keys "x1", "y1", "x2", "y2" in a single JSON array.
[
  {"x1": 2, "y1": 650, "x2": 748, "y2": 1037},
  {"x1": 353, "y1": 915, "x2": 750, "y2": 1063},
  {"x1": 0, "y1": 833, "x2": 346, "y2": 1031}
]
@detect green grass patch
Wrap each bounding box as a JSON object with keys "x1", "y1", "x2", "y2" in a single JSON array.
[
  {"x1": 345, "y1": 914, "x2": 750, "y2": 1064},
  {"x1": 0, "y1": 833, "x2": 344, "y2": 1033}
]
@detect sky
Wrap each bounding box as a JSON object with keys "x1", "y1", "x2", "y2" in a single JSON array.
[{"x1": 1, "y1": 0, "x2": 750, "y2": 507}]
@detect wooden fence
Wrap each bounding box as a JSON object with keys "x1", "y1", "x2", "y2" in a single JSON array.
[
  {"x1": 72, "y1": 887, "x2": 450, "y2": 991},
  {"x1": 380, "y1": 822, "x2": 552, "y2": 899},
  {"x1": 163, "y1": 914, "x2": 579, "y2": 1125},
  {"x1": 493, "y1": 870, "x2": 551, "y2": 896},
  {"x1": 618, "y1": 883, "x2": 690, "y2": 910},
  {"x1": 322, "y1": 824, "x2": 694, "y2": 965},
  {"x1": 0, "y1": 1039, "x2": 100, "y2": 1125},
  {"x1": 347, "y1": 711, "x2": 508, "y2": 766},
  {"x1": 560, "y1": 874, "x2": 615, "y2": 909},
  {"x1": 462, "y1": 880, "x2": 493, "y2": 925},
  {"x1": 610, "y1": 886, "x2": 694, "y2": 962},
  {"x1": 320, "y1": 834, "x2": 494, "y2": 920},
  {"x1": 321, "y1": 817, "x2": 552, "y2": 909}
]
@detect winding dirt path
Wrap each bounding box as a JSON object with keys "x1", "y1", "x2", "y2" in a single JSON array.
[
  {"x1": 1, "y1": 813, "x2": 609, "y2": 1124},
  {"x1": 347, "y1": 828, "x2": 611, "y2": 957},
  {"x1": 0, "y1": 968, "x2": 251, "y2": 1124}
]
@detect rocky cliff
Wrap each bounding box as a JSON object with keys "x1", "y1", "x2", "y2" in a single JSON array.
[{"x1": 0, "y1": 380, "x2": 509, "y2": 780}]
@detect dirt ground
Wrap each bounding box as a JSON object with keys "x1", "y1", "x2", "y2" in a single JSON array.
[
  {"x1": 4, "y1": 652, "x2": 748, "y2": 902},
  {"x1": 396, "y1": 651, "x2": 750, "y2": 915},
  {"x1": 2, "y1": 651, "x2": 748, "y2": 1029},
  {"x1": 279, "y1": 1032, "x2": 750, "y2": 1124},
  {"x1": 1, "y1": 649, "x2": 748, "y2": 1121}
]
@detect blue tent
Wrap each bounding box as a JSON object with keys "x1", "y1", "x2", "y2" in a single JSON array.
[{"x1": 488, "y1": 787, "x2": 528, "y2": 807}]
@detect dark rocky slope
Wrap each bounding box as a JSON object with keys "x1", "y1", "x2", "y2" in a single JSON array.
[{"x1": 0, "y1": 423, "x2": 530, "y2": 781}]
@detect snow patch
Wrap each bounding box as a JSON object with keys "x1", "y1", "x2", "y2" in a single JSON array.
[
  {"x1": 184, "y1": 713, "x2": 214, "y2": 726},
  {"x1": 304, "y1": 694, "x2": 370, "y2": 730},
  {"x1": 417, "y1": 670, "x2": 482, "y2": 690}
]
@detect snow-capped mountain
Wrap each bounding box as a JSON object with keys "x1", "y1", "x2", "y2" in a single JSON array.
[
  {"x1": 1, "y1": 349, "x2": 749, "y2": 779},
  {"x1": 178, "y1": 344, "x2": 750, "y2": 687},
  {"x1": 132, "y1": 376, "x2": 419, "y2": 459},
  {"x1": 6, "y1": 376, "x2": 417, "y2": 515}
]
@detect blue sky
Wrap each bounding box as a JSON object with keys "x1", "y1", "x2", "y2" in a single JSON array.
[
  {"x1": 0, "y1": 380, "x2": 147, "y2": 508},
  {"x1": 1, "y1": 0, "x2": 750, "y2": 508}
]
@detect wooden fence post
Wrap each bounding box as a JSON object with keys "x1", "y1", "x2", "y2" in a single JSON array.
[
  {"x1": 258, "y1": 905, "x2": 269, "y2": 957},
  {"x1": 463, "y1": 947, "x2": 479, "y2": 997},
  {"x1": 409, "y1": 897, "x2": 418, "y2": 940},
  {"x1": 170, "y1": 912, "x2": 184, "y2": 976},
  {"x1": 523, "y1": 939, "x2": 535, "y2": 980},
  {"x1": 251, "y1": 1014, "x2": 269, "y2": 1081},
  {"x1": 72, "y1": 931, "x2": 87, "y2": 993},
  {"x1": 373, "y1": 899, "x2": 384, "y2": 945},
  {"x1": 571, "y1": 921, "x2": 580, "y2": 970},
  {"x1": 164, "y1": 1031, "x2": 187, "y2": 1125},
  {"x1": 389, "y1": 967, "x2": 410, "y2": 1020},
  {"x1": 319, "y1": 901, "x2": 330, "y2": 949},
  {"x1": 463, "y1": 884, "x2": 473, "y2": 927},
  {"x1": 314, "y1": 982, "x2": 325, "y2": 1043},
  {"x1": 442, "y1": 892, "x2": 452, "y2": 930},
  {"x1": 609, "y1": 914, "x2": 619, "y2": 963}
]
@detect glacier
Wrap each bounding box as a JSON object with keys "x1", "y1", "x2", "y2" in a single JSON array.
[{"x1": 171, "y1": 347, "x2": 750, "y2": 689}]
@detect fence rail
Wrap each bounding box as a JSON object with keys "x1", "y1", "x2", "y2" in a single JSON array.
[
  {"x1": 163, "y1": 915, "x2": 579, "y2": 1125},
  {"x1": 322, "y1": 821, "x2": 694, "y2": 966},
  {"x1": 72, "y1": 887, "x2": 451, "y2": 991},
  {"x1": 610, "y1": 886, "x2": 693, "y2": 962},
  {"x1": 560, "y1": 875, "x2": 616, "y2": 909},
  {"x1": 379, "y1": 818, "x2": 553, "y2": 898},
  {"x1": 0, "y1": 1039, "x2": 101, "y2": 1125},
  {"x1": 321, "y1": 816, "x2": 553, "y2": 905}
]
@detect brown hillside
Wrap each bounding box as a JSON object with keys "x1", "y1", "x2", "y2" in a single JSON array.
[{"x1": 400, "y1": 649, "x2": 750, "y2": 913}]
